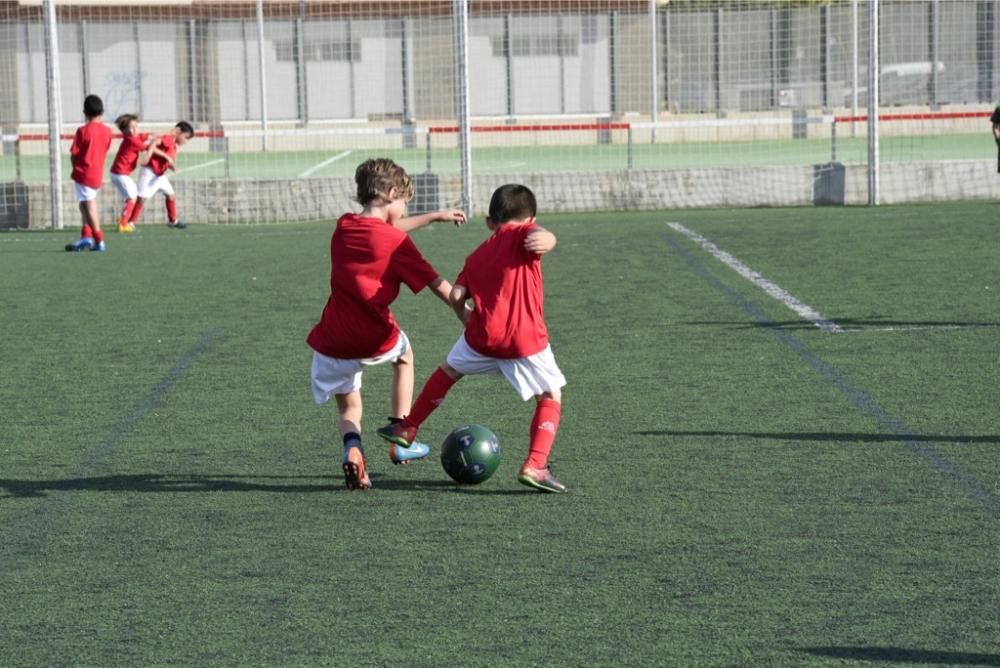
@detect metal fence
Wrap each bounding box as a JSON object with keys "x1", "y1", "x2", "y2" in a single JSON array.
[{"x1": 3, "y1": 0, "x2": 1000, "y2": 227}]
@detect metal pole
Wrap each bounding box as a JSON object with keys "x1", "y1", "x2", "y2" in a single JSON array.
[
  {"x1": 256, "y1": 0, "x2": 269, "y2": 151},
  {"x1": 649, "y1": 0, "x2": 658, "y2": 143},
  {"x1": 930, "y1": 0, "x2": 940, "y2": 107},
  {"x1": 867, "y1": 0, "x2": 879, "y2": 206},
  {"x1": 504, "y1": 14, "x2": 513, "y2": 117},
  {"x1": 42, "y1": 0, "x2": 63, "y2": 230},
  {"x1": 79, "y1": 21, "x2": 89, "y2": 97},
  {"x1": 454, "y1": 0, "x2": 472, "y2": 215},
  {"x1": 851, "y1": 0, "x2": 858, "y2": 137},
  {"x1": 347, "y1": 20, "x2": 356, "y2": 118},
  {"x1": 609, "y1": 12, "x2": 617, "y2": 116},
  {"x1": 134, "y1": 21, "x2": 144, "y2": 118}
]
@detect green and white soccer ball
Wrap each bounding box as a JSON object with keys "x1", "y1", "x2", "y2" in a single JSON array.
[{"x1": 440, "y1": 424, "x2": 501, "y2": 484}]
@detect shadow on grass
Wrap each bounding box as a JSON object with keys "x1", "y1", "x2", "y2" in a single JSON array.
[
  {"x1": 0, "y1": 473, "x2": 537, "y2": 498},
  {"x1": 799, "y1": 646, "x2": 1000, "y2": 666},
  {"x1": 0, "y1": 473, "x2": 342, "y2": 497},
  {"x1": 634, "y1": 430, "x2": 1000, "y2": 444},
  {"x1": 371, "y1": 477, "x2": 537, "y2": 495},
  {"x1": 683, "y1": 318, "x2": 1000, "y2": 331}
]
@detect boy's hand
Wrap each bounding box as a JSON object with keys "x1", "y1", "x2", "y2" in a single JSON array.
[
  {"x1": 524, "y1": 228, "x2": 557, "y2": 255},
  {"x1": 439, "y1": 209, "x2": 467, "y2": 226}
]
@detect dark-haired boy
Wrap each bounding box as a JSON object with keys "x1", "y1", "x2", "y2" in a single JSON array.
[
  {"x1": 65, "y1": 94, "x2": 114, "y2": 252},
  {"x1": 378, "y1": 184, "x2": 569, "y2": 493},
  {"x1": 129, "y1": 121, "x2": 194, "y2": 229}
]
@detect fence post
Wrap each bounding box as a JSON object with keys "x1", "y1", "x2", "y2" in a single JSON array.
[
  {"x1": 453, "y1": 0, "x2": 472, "y2": 215},
  {"x1": 42, "y1": 0, "x2": 63, "y2": 230},
  {"x1": 649, "y1": 0, "x2": 658, "y2": 143},
  {"x1": 868, "y1": 0, "x2": 879, "y2": 206},
  {"x1": 256, "y1": 0, "x2": 269, "y2": 151}
]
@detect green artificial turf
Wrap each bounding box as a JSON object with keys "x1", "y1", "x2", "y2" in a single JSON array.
[{"x1": 0, "y1": 203, "x2": 997, "y2": 666}]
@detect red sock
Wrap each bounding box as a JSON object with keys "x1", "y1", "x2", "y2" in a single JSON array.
[
  {"x1": 403, "y1": 367, "x2": 456, "y2": 429},
  {"x1": 129, "y1": 200, "x2": 145, "y2": 223},
  {"x1": 166, "y1": 198, "x2": 178, "y2": 223},
  {"x1": 93, "y1": 228, "x2": 104, "y2": 244},
  {"x1": 82, "y1": 224, "x2": 94, "y2": 239},
  {"x1": 526, "y1": 399, "x2": 561, "y2": 469},
  {"x1": 119, "y1": 200, "x2": 135, "y2": 226}
]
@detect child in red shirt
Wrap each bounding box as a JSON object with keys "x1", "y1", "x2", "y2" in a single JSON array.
[
  {"x1": 307, "y1": 158, "x2": 467, "y2": 490},
  {"x1": 378, "y1": 184, "x2": 568, "y2": 493},
  {"x1": 65, "y1": 94, "x2": 114, "y2": 252},
  {"x1": 109, "y1": 113, "x2": 152, "y2": 233},
  {"x1": 128, "y1": 121, "x2": 194, "y2": 229}
]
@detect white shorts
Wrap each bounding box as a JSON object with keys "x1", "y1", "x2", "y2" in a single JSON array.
[
  {"x1": 74, "y1": 182, "x2": 98, "y2": 203},
  {"x1": 445, "y1": 334, "x2": 566, "y2": 401},
  {"x1": 110, "y1": 173, "x2": 138, "y2": 202},
  {"x1": 311, "y1": 330, "x2": 411, "y2": 404},
  {"x1": 137, "y1": 166, "x2": 174, "y2": 198}
]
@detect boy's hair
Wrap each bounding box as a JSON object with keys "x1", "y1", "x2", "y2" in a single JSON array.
[
  {"x1": 175, "y1": 121, "x2": 195, "y2": 137},
  {"x1": 488, "y1": 184, "x2": 537, "y2": 224},
  {"x1": 83, "y1": 94, "x2": 103, "y2": 119},
  {"x1": 355, "y1": 158, "x2": 414, "y2": 206},
  {"x1": 115, "y1": 113, "x2": 138, "y2": 133}
]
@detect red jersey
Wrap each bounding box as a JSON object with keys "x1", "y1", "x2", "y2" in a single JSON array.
[
  {"x1": 307, "y1": 213, "x2": 440, "y2": 360},
  {"x1": 69, "y1": 121, "x2": 113, "y2": 189},
  {"x1": 148, "y1": 134, "x2": 177, "y2": 176},
  {"x1": 456, "y1": 222, "x2": 548, "y2": 359},
  {"x1": 110, "y1": 133, "x2": 150, "y2": 175}
]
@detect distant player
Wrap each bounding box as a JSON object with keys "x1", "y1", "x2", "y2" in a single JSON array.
[
  {"x1": 109, "y1": 113, "x2": 151, "y2": 233},
  {"x1": 307, "y1": 158, "x2": 467, "y2": 490},
  {"x1": 991, "y1": 102, "x2": 1000, "y2": 173},
  {"x1": 127, "y1": 121, "x2": 194, "y2": 229},
  {"x1": 65, "y1": 94, "x2": 114, "y2": 252},
  {"x1": 378, "y1": 184, "x2": 569, "y2": 493}
]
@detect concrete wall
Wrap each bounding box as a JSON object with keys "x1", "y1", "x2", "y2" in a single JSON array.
[{"x1": 6, "y1": 160, "x2": 999, "y2": 229}]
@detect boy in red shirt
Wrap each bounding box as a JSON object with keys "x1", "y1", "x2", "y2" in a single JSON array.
[
  {"x1": 109, "y1": 113, "x2": 152, "y2": 233},
  {"x1": 128, "y1": 121, "x2": 194, "y2": 229},
  {"x1": 308, "y1": 158, "x2": 467, "y2": 490},
  {"x1": 65, "y1": 94, "x2": 114, "y2": 252},
  {"x1": 378, "y1": 184, "x2": 568, "y2": 493}
]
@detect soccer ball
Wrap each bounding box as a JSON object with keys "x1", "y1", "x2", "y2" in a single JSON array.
[{"x1": 440, "y1": 424, "x2": 501, "y2": 485}]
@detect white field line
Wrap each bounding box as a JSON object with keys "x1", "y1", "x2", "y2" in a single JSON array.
[
  {"x1": 174, "y1": 158, "x2": 225, "y2": 175},
  {"x1": 299, "y1": 150, "x2": 353, "y2": 178},
  {"x1": 668, "y1": 221, "x2": 843, "y2": 334}
]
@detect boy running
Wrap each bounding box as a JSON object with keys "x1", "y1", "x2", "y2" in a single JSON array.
[
  {"x1": 308, "y1": 158, "x2": 467, "y2": 490},
  {"x1": 128, "y1": 121, "x2": 194, "y2": 229},
  {"x1": 109, "y1": 113, "x2": 151, "y2": 233},
  {"x1": 378, "y1": 184, "x2": 568, "y2": 493},
  {"x1": 65, "y1": 94, "x2": 114, "y2": 252}
]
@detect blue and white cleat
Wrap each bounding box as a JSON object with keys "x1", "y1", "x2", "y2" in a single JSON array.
[
  {"x1": 91, "y1": 241, "x2": 106, "y2": 252},
  {"x1": 389, "y1": 441, "x2": 430, "y2": 465},
  {"x1": 65, "y1": 237, "x2": 94, "y2": 252}
]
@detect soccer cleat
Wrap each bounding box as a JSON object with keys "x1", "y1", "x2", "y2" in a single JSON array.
[
  {"x1": 517, "y1": 464, "x2": 568, "y2": 494},
  {"x1": 342, "y1": 445, "x2": 371, "y2": 490},
  {"x1": 388, "y1": 441, "x2": 431, "y2": 465},
  {"x1": 65, "y1": 237, "x2": 94, "y2": 252},
  {"x1": 91, "y1": 241, "x2": 106, "y2": 252},
  {"x1": 376, "y1": 420, "x2": 419, "y2": 448},
  {"x1": 167, "y1": 220, "x2": 187, "y2": 229},
  {"x1": 117, "y1": 223, "x2": 135, "y2": 233}
]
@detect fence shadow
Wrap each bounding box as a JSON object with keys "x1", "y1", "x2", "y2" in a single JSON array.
[{"x1": 799, "y1": 646, "x2": 1000, "y2": 666}]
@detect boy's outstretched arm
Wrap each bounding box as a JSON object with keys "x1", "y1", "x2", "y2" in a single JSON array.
[
  {"x1": 395, "y1": 209, "x2": 467, "y2": 233},
  {"x1": 431, "y1": 277, "x2": 470, "y2": 324},
  {"x1": 524, "y1": 226, "x2": 557, "y2": 255},
  {"x1": 448, "y1": 283, "x2": 473, "y2": 324}
]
